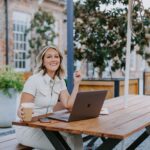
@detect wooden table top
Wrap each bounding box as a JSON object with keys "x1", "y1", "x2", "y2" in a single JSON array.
[{"x1": 13, "y1": 95, "x2": 150, "y2": 139}]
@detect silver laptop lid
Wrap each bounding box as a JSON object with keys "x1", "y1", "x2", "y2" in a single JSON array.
[{"x1": 68, "y1": 90, "x2": 107, "y2": 121}]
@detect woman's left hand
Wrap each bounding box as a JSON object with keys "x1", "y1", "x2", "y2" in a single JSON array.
[{"x1": 74, "y1": 70, "x2": 82, "y2": 85}]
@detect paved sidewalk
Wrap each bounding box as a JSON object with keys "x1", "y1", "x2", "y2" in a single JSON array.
[
  {"x1": 84, "y1": 129, "x2": 150, "y2": 150},
  {"x1": 0, "y1": 127, "x2": 15, "y2": 137},
  {"x1": 0, "y1": 127, "x2": 150, "y2": 149}
]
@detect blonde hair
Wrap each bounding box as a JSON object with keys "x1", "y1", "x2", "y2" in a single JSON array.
[{"x1": 34, "y1": 45, "x2": 65, "y2": 78}]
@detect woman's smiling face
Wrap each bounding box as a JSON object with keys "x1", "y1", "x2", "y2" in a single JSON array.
[{"x1": 43, "y1": 48, "x2": 60, "y2": 75}]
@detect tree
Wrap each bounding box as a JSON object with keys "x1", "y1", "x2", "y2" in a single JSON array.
[
  {"x1": 74, "y1": 0, "x2": 150, "y2": 78},
  {"x1": 26, "y1": 8, "x2": 57, "y2": 70}
]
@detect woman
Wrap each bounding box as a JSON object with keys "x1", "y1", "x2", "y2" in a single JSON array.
[{"x1": 16, "y1": 45, "x2": 83, "y2": 150}]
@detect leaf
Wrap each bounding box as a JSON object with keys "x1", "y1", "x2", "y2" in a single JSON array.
[{"x1": 74, "y1": 0, "x2": 150, "y2": 76}]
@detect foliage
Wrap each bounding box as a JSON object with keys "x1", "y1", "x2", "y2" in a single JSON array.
[
  {"x1": 0, "y1": 66, "x2": 24, "y2": 97},
  {"x1": 26, "y1": 7, "x2": 57, "y2": 70},
  {"x1": 74, "y1": 0, "x2": 150, "y2": 77}
]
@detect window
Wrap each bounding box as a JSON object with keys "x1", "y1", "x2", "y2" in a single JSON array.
[{"x1": 13, "y1": 12, "x2": 30, "y2": 71}]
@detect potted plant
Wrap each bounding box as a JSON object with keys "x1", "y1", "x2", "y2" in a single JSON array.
[{"x1": 0, "y1": 66, "x2": 24, "y2": 127}]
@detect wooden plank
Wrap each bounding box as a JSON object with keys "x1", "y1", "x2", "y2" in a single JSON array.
[
  {"x1": 119, "y1": 80, "x2": 139, "y2": 96},
  {"x1": 104, "y1": 95, "x2": 146, "y2": 107},
  {"x1": 38, "y1": 96, "x2": 150, "y2": 138},
  {"x1": 79, "y1": 80, "x2": 115, "y2": 99},
  {"x1": 23, "y1": 72, "x2": 32, "y2": 81},
  {"x1": 80, "y1": 81, "x2": 114, "y2": 86},
  {"x1": 103, "y1": 113, "x2": 150, "y2": 139},
  {"x1": 41, "y1": 104, "x2": 150, "y2": 139},
  {"x1": 144, "y1": 72, "x2": 150, "y2": 94},
  {"x1": 79, "y1": 80, "x2": 139, "y2": 99},
  {"x1": 104, "y1": 95, "x2": 150, "y2": 114},
  {"x1": 23, "y1": 101, "x2": 150, "y2": 138},
  {"x1": 97, "y1": 105, "x2": 150, "y2": 131},
  {"x1": 101, "y1": 100, "x2": 150, "y2": 124}
]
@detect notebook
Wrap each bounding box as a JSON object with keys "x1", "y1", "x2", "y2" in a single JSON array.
[{"x1": 48, "y1": 90, "x2": 107, "y2": 122}]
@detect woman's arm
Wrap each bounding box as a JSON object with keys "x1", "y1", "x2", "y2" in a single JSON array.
[
  {"x1": 20, "y1": 92, "x2": 34, "y2": 104},
  {"x1": 17, "y1": 93, "x2": 34, "y2": 119},
  {"x1": 17, "y1": 75, "x2": 36, "y2": 119},
  {"x1": 59, "y1": 71, "x2": 82, "y2": 110}
]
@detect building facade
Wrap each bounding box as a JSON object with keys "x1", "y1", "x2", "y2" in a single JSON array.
[
  {"x1": 0, "y1": 0, "x2": 67, "y2": 71},
  {"x1": 0, "y1": 0, "x2": 150, "y2": 86}
]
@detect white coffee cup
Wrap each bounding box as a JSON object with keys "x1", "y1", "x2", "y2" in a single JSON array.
[{"x1": 21, "y1": 102, "x2": 34, "y2": 122}]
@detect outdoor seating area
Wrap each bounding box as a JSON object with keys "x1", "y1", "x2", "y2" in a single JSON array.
[
  {"x1": 0, "y1": 0, "x2": 150, "y2": 150},
  {"x1": 1, "y1": 95, "x2": 150, "y2": 149},
  {"x1": 0, "y1": 130, "x2": 150, "y2": 149},
  {"x1": 11, "y1": 95, "x2": 150, "y2": 150}
]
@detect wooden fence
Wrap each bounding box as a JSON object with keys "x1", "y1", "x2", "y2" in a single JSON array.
[
  {"x1": 144, "y1": 72, "x2": 150, "y2": 95},
  {"x1": 79, "y1": 79, "x2": 139, "y2": 99}
]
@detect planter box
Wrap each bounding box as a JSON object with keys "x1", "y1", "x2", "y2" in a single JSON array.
[
  {"x1": 144, "y1": 72, "x2": 150, "y2": 95},
  {"x1": 0, "y1": 90, "x2": 17, "y2": 127},
  {"x1": 79, "y1": 78, "x2": 139, "y2": 99},
  {"x1": 23, "y1": 72, "x2": 32, "y2": 80}
]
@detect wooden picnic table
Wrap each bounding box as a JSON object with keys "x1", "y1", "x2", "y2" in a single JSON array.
[{"x1": 13, "y1": 95, "x2": 150, "y2": 150}]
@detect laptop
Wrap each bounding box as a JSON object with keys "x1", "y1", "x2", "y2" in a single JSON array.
[{"x1": 48, "y1": 90, "x2": 107, "y2": 122}]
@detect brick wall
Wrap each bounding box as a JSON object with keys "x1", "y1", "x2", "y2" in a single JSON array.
[{"x1": 0, "y1": 0, "x2": 67, "y2": 69}]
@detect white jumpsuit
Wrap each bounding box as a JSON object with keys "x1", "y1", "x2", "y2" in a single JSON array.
[{"x1": 15, "y1": 72, "x2": 83, "y2": 150}]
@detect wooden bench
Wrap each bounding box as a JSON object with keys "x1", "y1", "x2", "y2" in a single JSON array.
[{"x1": 0, "y1": 133, "x2": 32, "y2": 150}]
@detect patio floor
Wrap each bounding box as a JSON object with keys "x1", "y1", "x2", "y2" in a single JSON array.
[
  {"x1": 84, "y1": 129, "x2": 150, "y2": 150},
  {"x1": 0, "y1": 127, "x2": 150, "y2": 150}
]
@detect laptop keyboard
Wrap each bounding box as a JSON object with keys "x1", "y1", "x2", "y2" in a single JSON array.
[{"x1": 60, "y1": 113, "x2": 70, "y2": 118}]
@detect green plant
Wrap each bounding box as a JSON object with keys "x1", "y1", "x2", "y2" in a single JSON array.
[
  {"x1": 26, "y1": 7, "x2": 57, "y2": 71},
  {"x1": 0, "y1": 66, "x2": 24, "y2": 97},
  {"x1": 74, "y1": 0, "x2": 150, "y2": 77}
]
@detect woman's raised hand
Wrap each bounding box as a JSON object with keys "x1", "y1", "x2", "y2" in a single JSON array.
[{"x1": 74, "y1": 70, "x2": 82, "y2": 85}]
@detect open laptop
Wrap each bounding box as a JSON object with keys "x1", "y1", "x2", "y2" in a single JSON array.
[{"x1": 48, "y1": 90, "x2": 107, "y2": 122}]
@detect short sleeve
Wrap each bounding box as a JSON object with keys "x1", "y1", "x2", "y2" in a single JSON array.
[
  {"x1": 22, "y1": 76, "x2": 37, "y2": 96},
  {"x1": 60, "y1": 79, "x2": 67, "y2": 91}
]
